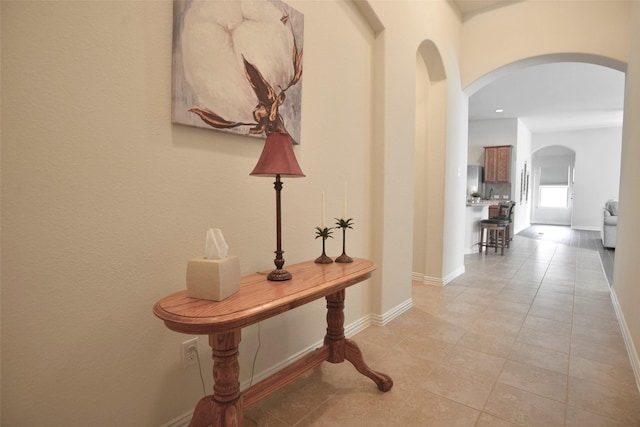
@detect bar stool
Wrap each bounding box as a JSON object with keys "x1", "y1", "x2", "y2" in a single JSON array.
[
  {"x1": 479, "y1": 221, "x2": 508, "y2": 255},
  {"x1": 479, "y1": 203, "x2": 513, "y2": 255}
]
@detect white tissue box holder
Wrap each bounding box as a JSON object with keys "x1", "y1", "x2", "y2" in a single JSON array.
[{"x1": 186, "y1": 256, "x2": 240, "y2": 301}]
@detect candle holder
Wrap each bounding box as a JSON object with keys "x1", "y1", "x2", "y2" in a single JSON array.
[
  {"x1": 314, "y1": 227, "x2": 334, "y2": 264},
  {"x1": 335, "y1": 218, "x2": 354, "y2": 263}
]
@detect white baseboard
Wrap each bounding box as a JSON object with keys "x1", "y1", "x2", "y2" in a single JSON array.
[
  {"x1": 571, "y1": 225, "x2": 601, "y2": 231},
  {"x1": 412, "y1": 272, "x2": 443, "y2": 286},
  {"x1": 412, "y1": 266, "x2": 465, "y2": 287},
  {"x1": 609, "y1": 287, "x2": 640, "y2": 393},
  {"x1": 531, "y1": 221, "x2": 571, "y2": 226},
  {"x1": 597, "y1": 254, "x2": 640, "y2": 393},
  {"x1": 370, "y1": 297, "x2": 413, "y2": 326},
  {"x1": 160, "y1": 298, "x2": 414, "y2": 427}
]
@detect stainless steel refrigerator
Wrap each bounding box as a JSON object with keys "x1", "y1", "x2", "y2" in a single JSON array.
[{"x1": 467, "y1": 165, "x2": 483, "y2": 196}]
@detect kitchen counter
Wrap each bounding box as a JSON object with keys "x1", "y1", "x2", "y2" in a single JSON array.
[
  {"x1": 465, "y1": 199, "x2": 514, "y2": 253},
  {"x1": 465, "y1": 204, "x2": 488, "y2": 254},
  {"x1": 466, "y1": 200, "x2": 502, "y2": 207}
]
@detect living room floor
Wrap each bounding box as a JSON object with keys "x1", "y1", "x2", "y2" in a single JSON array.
[
  {"x1": 243, "y1": 229, "x2": 638, "y2": 427},
  {"x1": 518, "y1": 224, "x2": 616, "y2": 285}
]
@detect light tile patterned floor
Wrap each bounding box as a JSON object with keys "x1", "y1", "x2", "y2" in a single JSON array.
[{"x1": 243, "y1": 232, "x2": 640, "y2": 426}]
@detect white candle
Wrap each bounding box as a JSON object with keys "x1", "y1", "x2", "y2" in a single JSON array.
[
  {"x1": 321, "y1": 192, "x2": 326, "y2": 229},
  {"x1": 342, "y1": 182, "x2": 348, "y2": 220}
]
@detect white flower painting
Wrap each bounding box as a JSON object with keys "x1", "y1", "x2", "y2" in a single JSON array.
[{"x1": 172, "y1": 0, "x2": 304, "y2": 144}]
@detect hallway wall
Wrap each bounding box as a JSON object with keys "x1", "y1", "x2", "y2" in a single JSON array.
[
  {"x1": 1, "y1": 1, "x2": 378, "y2": 424},
  {"x1": 613, "y1": 0, "x2": 640, "y2": 391}
]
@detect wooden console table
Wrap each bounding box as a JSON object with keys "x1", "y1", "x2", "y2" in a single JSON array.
[{"x1": 153, "y1": 258, "x2": 393, "y2": 427}]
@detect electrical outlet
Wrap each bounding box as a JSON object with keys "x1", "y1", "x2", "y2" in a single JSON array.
[{"x1": 182, "y1": 337, "x2": 199, "y2": 368}]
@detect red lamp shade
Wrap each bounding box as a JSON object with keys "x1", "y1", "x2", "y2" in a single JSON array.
[{"x1": 250, "y1": 132, "x2": 305, "y2": 177}]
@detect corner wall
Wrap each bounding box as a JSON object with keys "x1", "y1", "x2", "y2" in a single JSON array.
[
  {"x1": 369, "y1": 0, "x2": 467, "y2": 290},
  {"x1": 613, "y1": 0, "x2": 640, "y2": 390},
  {"x1": 514, "y1": 119, "x2": 532, "y2": 232}
]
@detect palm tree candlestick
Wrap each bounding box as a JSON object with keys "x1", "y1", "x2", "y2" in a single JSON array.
[
  {"x1": 335, "y1": 218, "x2": 354, "y2": 263},
  {"x1": 314, "y1": 227, "x2": 334, "y2": 264}
]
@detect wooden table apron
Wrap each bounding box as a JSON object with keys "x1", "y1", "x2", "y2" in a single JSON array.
[{"x1": 153, "y1": 258, "x2": 393, "y2": 427}]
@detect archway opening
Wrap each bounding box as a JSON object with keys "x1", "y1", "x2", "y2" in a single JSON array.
[
  {"x1": 413, "y1": 40, "x2": 447, "y2": 285},
  {"x1": 465, "y1": 55, "x2": 624, "y2": 242}
]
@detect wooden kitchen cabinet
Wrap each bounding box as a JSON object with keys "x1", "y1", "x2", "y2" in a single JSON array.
[{"x1": 484, "y1": 145, "x2": 512, "y2": 183}]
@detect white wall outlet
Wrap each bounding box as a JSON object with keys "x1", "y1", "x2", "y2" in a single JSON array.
[{"x1": 182, "y1": 337, "x2": 199, "y2": 368}]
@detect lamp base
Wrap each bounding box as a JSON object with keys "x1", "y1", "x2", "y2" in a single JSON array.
[{"x1": 267, "y1": 268, "x2": 292, "y2": 281}]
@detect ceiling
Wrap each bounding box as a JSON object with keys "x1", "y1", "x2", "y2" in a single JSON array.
[
  {"x1": 468, "y1": 62, "x2": 626, "y2": 133},
  {"x1": 450, "y1": 0, "x2": 627, "y2": 134}
]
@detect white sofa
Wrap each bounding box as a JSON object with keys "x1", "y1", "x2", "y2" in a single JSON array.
[{"x1": 602, "y1": 200, "x2": 618, "y2": 249}]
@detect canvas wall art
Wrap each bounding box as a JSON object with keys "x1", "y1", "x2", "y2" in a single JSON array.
[{"x1": 172, "y1": 0, "x2": 304, "y2": 144}]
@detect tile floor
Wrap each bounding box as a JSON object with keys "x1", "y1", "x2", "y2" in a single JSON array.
[{"x1": 243, "y1": 231, "x2": 640, "y2": 426}]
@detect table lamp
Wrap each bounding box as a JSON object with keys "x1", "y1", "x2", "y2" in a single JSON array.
[{"x1": 250, "y1": 132, "x2": 305, "y2": 281}]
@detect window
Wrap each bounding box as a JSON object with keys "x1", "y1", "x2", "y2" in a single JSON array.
[
  {"x1": 539, "y1": 186, "x2": 569, "y2": 208},
  {"x1": 538, "y1": 166, "x2": 570, "y2": 208}
]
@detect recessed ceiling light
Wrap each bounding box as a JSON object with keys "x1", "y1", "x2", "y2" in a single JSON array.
[{"x1": 495, "y1": 109, "x2": 504, "y2": 113}]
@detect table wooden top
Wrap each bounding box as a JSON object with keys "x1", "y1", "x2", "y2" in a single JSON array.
[{"x1": 153, "y1": 258, "x2": 376, "y2": 334}]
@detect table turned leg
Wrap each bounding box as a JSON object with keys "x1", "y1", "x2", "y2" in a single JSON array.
[
  {"x1": 324, "y1": 290, "x2": 393, "y2": 392},
  {"x1": 189, "y1": 331, "x2": 242, "y2": 427},
  {"x1": 345, "y1": 339, "x2": 393, "y2": 392},
  {"x1": 324, "y1": 290, "x2": 347, "y2": 363}
]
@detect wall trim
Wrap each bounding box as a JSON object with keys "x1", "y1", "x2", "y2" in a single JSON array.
[
  {"x1": 571, "y1": 225, "x2": 601, "y2": 232},
  {"x1": 532, "y1": 222, "x2": 600, "y2": 232},
  {"x1": 412, "y1": 272, "x2": 443, "y2": 286},
  {"x1": 370, "y1": 297, "x2": 414, "y2": 326},
  {"x1": 600, "y1": 250, "x2": 640, "y2": 394},
  {"x1": 412, "y1": 266, "x2": 465, "y2": 287},
  {"x1": 411, "y1": 272, "x2": 429, "y2": 283},
  {"x1": 160, "y1": 298, "x2": 414, "y2": 427},
  {"x1": 610, "y1": 286, "x2": 640, "y2": 393},
  {"x1": 531, "y1": 220, "x2": 571, "y2": 227}
]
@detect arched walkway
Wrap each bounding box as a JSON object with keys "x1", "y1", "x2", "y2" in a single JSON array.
[{"x1": 413, "y1": 40, "x2": 448, "y2": 285}]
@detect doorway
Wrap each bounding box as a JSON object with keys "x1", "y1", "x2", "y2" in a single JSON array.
[{"x1": 531, "y1": 146, "x2": 575, "y2": 226}]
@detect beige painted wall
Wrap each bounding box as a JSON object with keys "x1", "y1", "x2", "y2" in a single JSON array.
[
  {"x1": 369, "y1": 0, "x2": 465, "y2": 293},
  {"x1": 413, "y1": 52, "x2": 431, "y2": 277},
  {"x1": 1, "y1": 1, "x2": 376, "y2": 424},
  {"x1": 413, "y1": 43, "x2": 449, "y2": 284},
  {"x1": 462, "y1": 0, "x2": 630, "y2": 90},
  {"x1": 615, "y1": 0, "x2": 640, "y2": 388}
]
